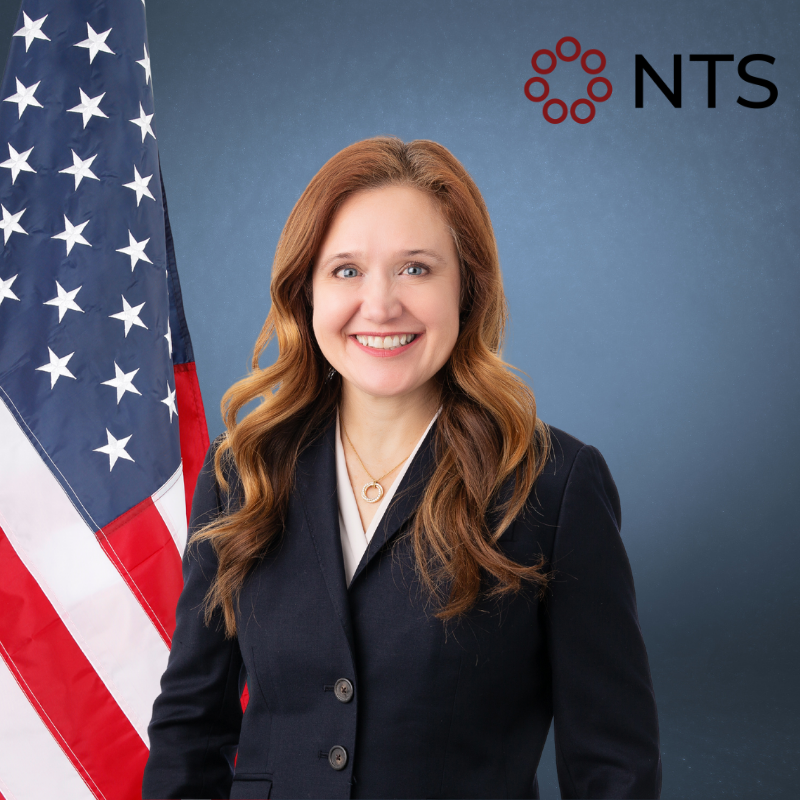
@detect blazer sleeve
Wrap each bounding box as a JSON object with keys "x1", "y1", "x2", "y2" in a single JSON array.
[
  {"x1": 141, "y1": 440, "x2": 244, "y2": 799},
  {"x1": 545, "y1": 444, "x2": 662, "y2": 799}
]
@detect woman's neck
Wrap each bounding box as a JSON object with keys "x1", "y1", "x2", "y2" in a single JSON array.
[{"x1": 338, "y1": 381, "x2": 440, "y2": 469}]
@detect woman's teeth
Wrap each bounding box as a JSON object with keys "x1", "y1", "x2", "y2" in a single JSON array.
[{"x1": 355, "y1": 333, "x2": 417, "y2": 350}]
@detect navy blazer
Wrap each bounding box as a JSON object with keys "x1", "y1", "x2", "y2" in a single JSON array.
[{"x1": 142, "y1": 416, "x2": 661, "y2": 799}]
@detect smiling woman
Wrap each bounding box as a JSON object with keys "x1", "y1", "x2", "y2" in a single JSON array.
[
  {"x1": 142, "y1": 136, "x2": 661, "y2": 800},
  {"x1": 312, "y1": 185, "x2": 460, "y2": 395}
]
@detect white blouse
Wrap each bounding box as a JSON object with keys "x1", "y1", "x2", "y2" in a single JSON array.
[{"x1": 336, "y1": 407, "x2": 441, "y2": 586}]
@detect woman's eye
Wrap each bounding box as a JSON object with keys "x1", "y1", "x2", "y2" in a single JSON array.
[
  {"x1": 404, "y1": 263, "x2": 427, "y2": 276},
  {"x1": 336, "y1": 267, "x2": 358, "y2": 278}
]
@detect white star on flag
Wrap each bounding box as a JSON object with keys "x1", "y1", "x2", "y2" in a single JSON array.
[
  {"x1": 137, "y1": 44, "x2": 151, "y2": 84},
  {"x1": 52, "y1": 215, "x2": 91, "y2": 255},
  {"x1": 161, "y1": 382, "x2": 178, "y2": 421},
  {"x1": 43, "y1": 281, "x2": 83, "y2": 322},
  {"x1": 59, "y1": 149, "x2": 99, "y2": 189},
  {"x1": 68, "y1": 89, "x2": 108, "y2": 128},
  {"x1": 101, "y1": 362, "x2": 142, "y2": 404},
  {"x1": 35, "y1": 347, "x2": 76, "y2": 388},
  {"x1": 94, "y1": 429, "x2": 134, "y2": 471},
  {"x1": 109, "y1": 295, "x2": 148, "y2": 337},
  {"x1": 130, "y1": 102, "x2": 155, "y2": 142},
  {"x1": 116, "y1": 230, "x2": 152, "y2": 270},
  {"x1": 0, "y1": 274, "x2": 20, "y2": 306},
  {"x1": 123, "y1": 165, "x2": 155, "y2": 206},
  {"x1": 164, "y1": 321, "x2": 173, "y2": 357},
  {"x1": 13, "y1": 12, "x2": 50, "y2": 51},
  {"x1": 0, "y1": 205, "x2": 27, "y2": 244},
  {"x1": 1, "y1": 143, "x2": 36, "y2": 184},
  {"x1": 3, "y1": 78, "x2": 43, "y2": 119},
  {"x1": 74, "y1": 23, "x2": 115, "y2": 63}
]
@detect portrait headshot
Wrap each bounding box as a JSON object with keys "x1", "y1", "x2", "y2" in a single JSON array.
[{"x1": 0, "y1": 2, "x2": 796, "y2": 800}]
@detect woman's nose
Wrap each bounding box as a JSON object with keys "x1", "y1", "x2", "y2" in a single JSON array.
[{"x1": 360, "y1": 273, "x2": 402, "y2": 322}]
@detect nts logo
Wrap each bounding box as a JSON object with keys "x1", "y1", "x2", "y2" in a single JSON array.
[{"x1": 524, "y1": 36, "x2": 611, "y2": 124}]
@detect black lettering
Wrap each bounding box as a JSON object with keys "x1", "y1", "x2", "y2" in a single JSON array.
[
  {"x1": 636, "y1": 54, "x2": 681, "y2": 108},
  {"x1": 689, "y1": 55, "x2": 734, "y2": 107},
  {"x1": 737, "y1": 54, "x2": 778, "y2": 108}
]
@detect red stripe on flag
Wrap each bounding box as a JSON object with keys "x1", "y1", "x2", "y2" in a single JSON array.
[
  {"x1": 0, "y1": 526, "x2": 150, "y2": 800},
  {"x1": 174, "y1": 361, "x2": 210, "y2": 522},
  {"x1": 97, "y1": 498, "x2": 183, "y2": 646},
  {"x1": 234, "y1": 683, "x2": 250, "y2": 768}
]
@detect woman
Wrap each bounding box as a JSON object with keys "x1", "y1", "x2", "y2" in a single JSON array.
[{"x1": 142, "y1": 136, "x2": 661, "y2": 799}]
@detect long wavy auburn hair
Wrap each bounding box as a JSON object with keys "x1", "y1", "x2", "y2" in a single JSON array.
[{"x1": 193, "y1": 135, "x2": 552, "y2": 636}]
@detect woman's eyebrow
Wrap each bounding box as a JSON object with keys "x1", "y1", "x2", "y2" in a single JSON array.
[
  {"x1": 403, "y1": 249, "x2": 445, "y2": 263},
  {"x1": 321, "y1": 249, "x2": 445, "y2": 269},
  {"x1": 321, "y1": 251, "x2": 362, "y2": 269}
]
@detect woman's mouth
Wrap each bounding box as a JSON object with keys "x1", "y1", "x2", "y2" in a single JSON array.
[
  {"x1": 350, "y1": 333, "x2": 421, "y2": 356},
  {"x1": 354, "y1": 333, "x2": 416, "y2": 350}
]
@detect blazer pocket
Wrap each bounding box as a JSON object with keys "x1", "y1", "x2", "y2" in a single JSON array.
[{"x1": 230, "y1": 773, "x2": 272, "y2": 799}]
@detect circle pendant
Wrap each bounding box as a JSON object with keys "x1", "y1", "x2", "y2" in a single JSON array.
[{"x1": 361, "y1": 481, "x2": 384, "y2": 504}]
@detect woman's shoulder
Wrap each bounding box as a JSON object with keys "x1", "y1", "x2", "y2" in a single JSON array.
[
  {"x1": 540, "y1": 423, "x2": 587, "y2": 478},
  {"x1": 537, "y1": 423, "x2": 618, "y2": 493},
  {"x1": 504, "y1": 423, "x2": 621, "y2": 552},
  {"x1": 529, "y1": 423, "x2": 592, "y2": 506}
]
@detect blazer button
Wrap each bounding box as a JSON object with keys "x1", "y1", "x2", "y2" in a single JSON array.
[
  {"x1": 328, "y1": 745, "x2": 348, "y2": 770},
  {"x1": 334, "y1": 678, "x2": 353, "y2": 703}
]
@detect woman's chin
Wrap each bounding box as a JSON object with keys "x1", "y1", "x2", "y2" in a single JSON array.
[{"x1": 341, "y1": 373, "x2": 431, "y2": 402}]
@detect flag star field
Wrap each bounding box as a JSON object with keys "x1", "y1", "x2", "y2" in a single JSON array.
[{"x1": 0, "y1": 1, "x2": 181, "y2": 531}]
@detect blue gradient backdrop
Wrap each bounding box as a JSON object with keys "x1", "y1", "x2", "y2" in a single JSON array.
[{"x1": 2, "y1": 1, "x2": 797, "y2": 797}]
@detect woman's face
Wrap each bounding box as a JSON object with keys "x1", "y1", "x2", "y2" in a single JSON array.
[{"x1": 312, "y1": 185, "x2": 461, "y2": 404}]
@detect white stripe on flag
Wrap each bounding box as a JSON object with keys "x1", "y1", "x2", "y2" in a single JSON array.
[
  {"x1": 0, "y1": 657, "x2": 94, "y2": 800},
  {"x1": 152, "y1": 462, "x2": 188, "y2": 556},
  {"x1": 0, "y1": 399, "x2": 169, "y2": 745}
]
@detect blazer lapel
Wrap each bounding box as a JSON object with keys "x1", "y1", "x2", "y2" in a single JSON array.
[
  {"x1": 349, "y1": 416, "x2": 439, "y2": 587},
  {"x1": 294, "y1": 413, "x2": 356, "y2": 655}
]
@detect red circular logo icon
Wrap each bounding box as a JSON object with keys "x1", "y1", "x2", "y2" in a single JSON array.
[
  {"x1": 587, "y1": 77, "x2": 613, "y2": 102},
  {"x1": 524, "y1": 38, "x2": 611, "y2": 124},
  {"x1": 570, "y1": 99, "x2": 595, "y2": 124},
  {"x1": 524, "y1": 77, "x2": 549, "y2": 102},
  {"x1": 543, "y1": 99, "x2": 568, "y2": 124},
  {"x1": 581, "y1": 49, "x2": 606, "y2": 74},
  {"x1": 531, "y1": 49, "x2": 557, "y2": 74},
  {"x1": 556, "y1": 36, "x2": 580, "y2": 62}
]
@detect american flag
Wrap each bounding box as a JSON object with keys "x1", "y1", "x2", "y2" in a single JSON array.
[{"x1": 0, "y1": 2, "x2": 209, "y2": 798}]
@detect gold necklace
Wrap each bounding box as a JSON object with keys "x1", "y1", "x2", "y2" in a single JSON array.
[{"x1": 341, "y1": 419, "x2": 414, "y2": 504}]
